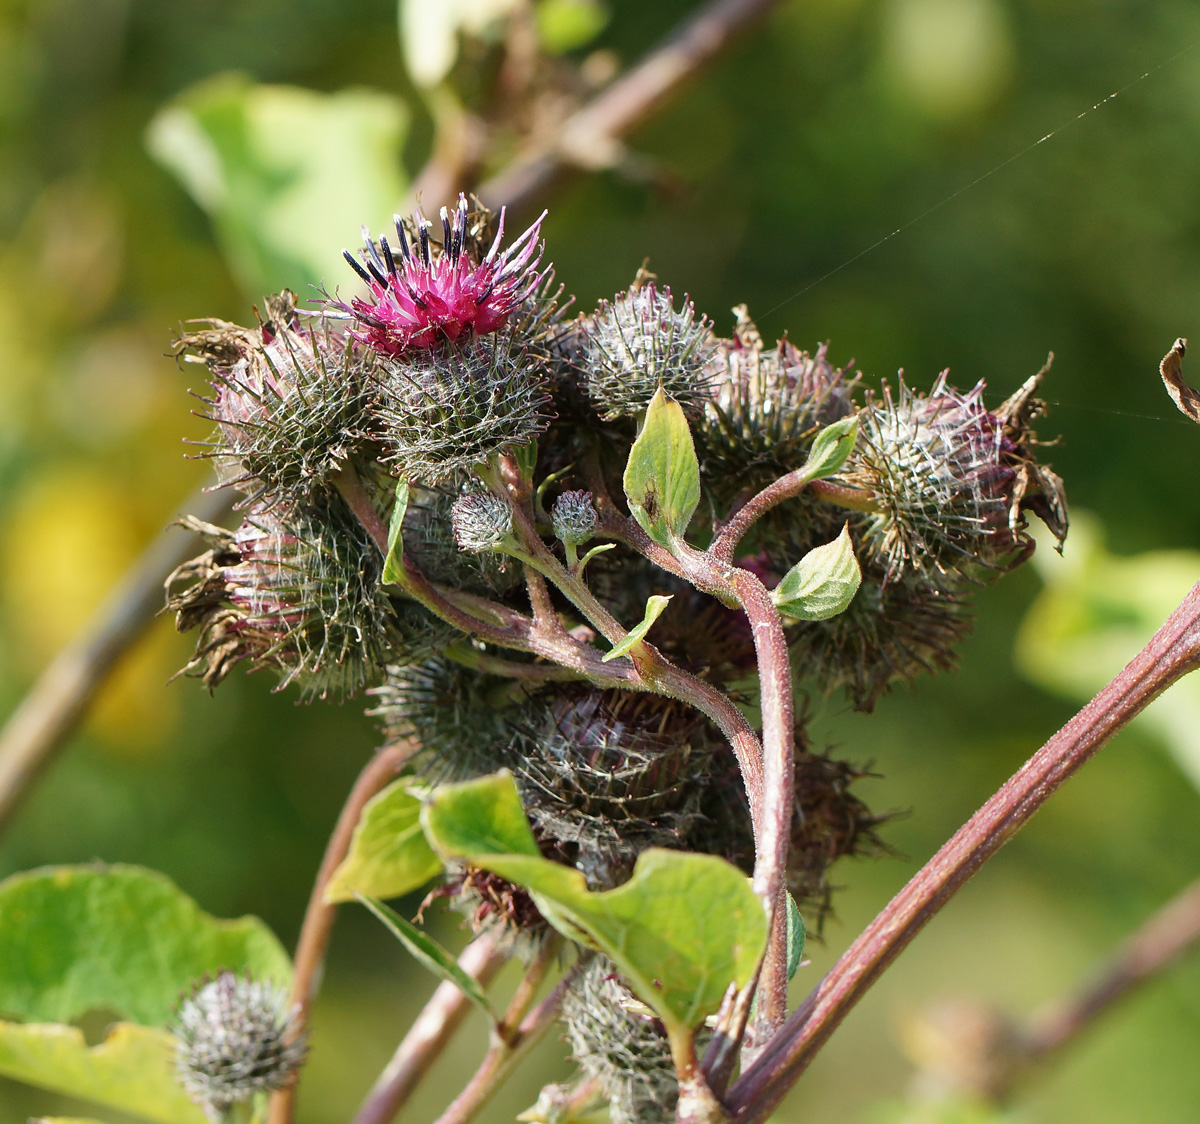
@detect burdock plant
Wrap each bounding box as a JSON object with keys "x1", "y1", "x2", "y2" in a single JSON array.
[{"x1": 165, "y1": 193, "x2": 1070, "y2": 1123}]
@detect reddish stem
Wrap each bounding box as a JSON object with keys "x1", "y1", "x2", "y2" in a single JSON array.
[
  {"x1": 268, "y1": 738, "x2": 421, "y2": 1124},
  {"x1": 352, "y1": 934, "x2": 507, "y2": 1124},
  {"x1": 727, "y1": 580, "x2": 1200, "y2": 1123}
]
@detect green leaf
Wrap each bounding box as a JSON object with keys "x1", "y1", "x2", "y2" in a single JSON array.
[
  {"x1": 0, "y1": 864, "x2": 291, "y2": 1027},
  {"x1": 785, "y1": 894, "x2": 806, "y2": 981},
  {"x1": 423, "y1": 774, "x2": 767, "y2": 1036},
  {"x1": 382, "y1": 478, "x2": 411, "y2": 585},
  {"x1": 324, "y1": 778, "x2": 443, "y2": 904},
  {"x1": 356, "y1": 894, "x2": 496, "y2": 1019},
  {"x1": 602, "y1": 594, "x2": 672, "y2": 662},
  {"x1": 420, "y1": 772, "x2": 542, "y2": 858},
  {"x1": 146, "y1": 76, "x2": 408, "y2": 299},
  {"x1": 801, "y1": 415, "x2": 859, "y2": 481},
  {"x1": 771, "y1": 524, "x2": 861, "y2": 621},
  {"x1": 0, "y1": 1021, "x2": 207, "y2": 1124},
  {"x1": 535, "y1": 0, "x2": 610, "y2": 54},
  {"x1": 622, "y1": 388, "x2": 701, "y2": 552}
]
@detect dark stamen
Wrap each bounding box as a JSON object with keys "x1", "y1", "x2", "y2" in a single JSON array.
[
  {"x1": 380, "y1": 235, "x2": 398, "y2": 278},
  {"x1": 418, "y1": 221, "x2": 431, "y2": 265},
  {"x1": 394, "y1": 216, "x2": 412, "y2": 261},
  {"x1": 365, "y1": 259, "x2": 389, "y2": 289},
  {"x1": 363, "y1": 231, "x2": 387, "y2": 274},
  {"x1": 342, "y1": 250, "x2": 374, "y2": 287}
]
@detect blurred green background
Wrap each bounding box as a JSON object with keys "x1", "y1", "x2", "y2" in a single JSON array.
[{"x1": 2, "y1": 0, "x2": 1200, "y2": 1121}]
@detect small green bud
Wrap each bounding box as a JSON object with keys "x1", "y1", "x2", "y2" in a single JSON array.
[
  {"x1": 552, "y1": 490, "x2": 598, "y2": 547},
  {"x1": 450, "y1": 492, "x2": 515, "y2": 553}
]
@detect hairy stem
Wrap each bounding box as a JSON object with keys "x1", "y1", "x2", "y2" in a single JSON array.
[
  {"x1": 352, "y1": 933, "x2": 507, "y2": 1124},
  {"x1": 443, "y1": 640, "x2": 584, "y2": 683},
  {"x1": 728, "y1": 579, "x2": 1200, "y2": 1123},
  {"x1": 711, "y1": 475, "x2": 878, "y2": 564},
  {"x1": 269, "y1": 738, "x2": 422, "y2": 1124},
  {"x1": 726, "y1": 567, "x2": 794, "y2": 1043}
]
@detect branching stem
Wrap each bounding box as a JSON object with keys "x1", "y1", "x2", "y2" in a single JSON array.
[
  {"x1": 727, "y1": 579, "x2": 1200, "y2": 1123},
  {"x1": 1020, "y1": 874, "x2": 1200, "y2": 1076},
  {"x1": 351, "y1": 933, "x2": 507, "y2": 1124},
  {"x1": 431, "y1": 945, "x2": 580, "y2": 1124}
]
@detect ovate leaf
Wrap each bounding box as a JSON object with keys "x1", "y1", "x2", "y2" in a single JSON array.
[
  {"x1": 801, "y1": 415, "x2": 858, "y2": 481},
  {"x1": 324, "y1": 778, "x2": 442, "y2": 904},
  {"x1": 623, "y1": 388, "x2": 701, "y2": 552},
  {"x1": 420, "y1": 771, "x2": 542, "y2": 858},
  {"x1": 422, "y1": 773, "x2": 767, "y2": 1037},
  {"x1": 771, "y1": 524, "x2": 861, "y2": 621},
  {"x1": 0, "y1": 865, "x2": 291, "y2": 1027},
  {"x1": 603, "y1": 594, "x2": 672, "y2": 662},
  {"x1": 147, "y1": 76, "x2": 408, "y2": 299},
  {"x1": 382, "y1": 478, "x2": 411, "y2": 585},
  {"x1": 356, "y1": 894, "x2": 496, "y2": 1019},
  {"x1": 0, "y1": 1021, "x2": 207, "y2": 1124}
]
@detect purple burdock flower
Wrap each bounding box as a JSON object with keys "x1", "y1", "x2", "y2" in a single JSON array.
[{"x1": 332, "y1": 194, "x2": 548, "y2": 355}]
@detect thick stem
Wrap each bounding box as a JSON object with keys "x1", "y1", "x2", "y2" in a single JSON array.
[
  {"x1": 727, "y1": 568, "x2": 794, "y2": 1043},
  {"x1": 352, "y1": 934, "x2": 507, "y2": 1124},
  {"x1": 728, "y1": 580, "x2": 1200, "y2": 1124},
  {"x1": 268, "y1": 739, "x2": 421, "y2": 1124}
]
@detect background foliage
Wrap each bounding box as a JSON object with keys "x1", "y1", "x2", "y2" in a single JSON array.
[{"x1": 1, "y1": 0, "x2": 1199, "y2": 1121}]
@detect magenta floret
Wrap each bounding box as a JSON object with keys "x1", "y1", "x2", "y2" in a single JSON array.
[{"x1": 331, "y1": 194, "x2": 547, "y2": 355}]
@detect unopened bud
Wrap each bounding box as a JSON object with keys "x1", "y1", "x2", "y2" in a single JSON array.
[
  {"x1": 551, "y1": 490, "x2": 597, "y2": 547},
  {"x1": 173, "y1": 971, "x2": 308, "y2": 1121}
]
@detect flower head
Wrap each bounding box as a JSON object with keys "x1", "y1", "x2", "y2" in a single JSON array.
[
  {"x1": 173, "y1": 970, "x2": 308, "y2": 1121},
  {"x1": 581, "y1": 274, "x2": 717, "y2": 420},
  {"x1": 852, "y1": 373, "x2": 1028, "y2": 579},
  {"x1": 166, "y1": 496, "x2": 439, "y2": 699},
  {"x1": 450, "y1": 491, "x2": 514, "y2": 553},
  {"x1": 332, "y1": 194, "x2": 548, "y2": 355},
  {"x1": 176, "y1": 291, "x2": 370, "y2": 508}
]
